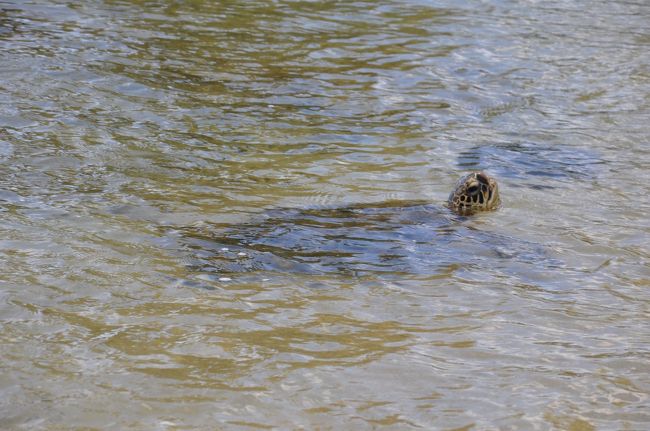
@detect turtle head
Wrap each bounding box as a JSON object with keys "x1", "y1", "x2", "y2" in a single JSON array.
[{"x1": 448, "y1": 171, "x2": 500, "y2": 215}]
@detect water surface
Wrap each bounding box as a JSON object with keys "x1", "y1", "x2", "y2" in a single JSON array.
[{"x1": 1, "y1": 0, "x2": 649, "y2": 429}]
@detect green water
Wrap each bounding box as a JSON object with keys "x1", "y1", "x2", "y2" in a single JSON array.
[{"x1": 1, "y1": 1, "x2": 649, "y2": 429}]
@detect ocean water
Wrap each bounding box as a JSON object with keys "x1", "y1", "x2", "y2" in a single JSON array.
[{"x1": 1, "y1": 0, "x2": 649, "y2": 429}]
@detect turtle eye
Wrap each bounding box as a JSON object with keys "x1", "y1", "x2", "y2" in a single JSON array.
[{"x1": 467, "y1": 185, "x2": 479, "y2": 195}]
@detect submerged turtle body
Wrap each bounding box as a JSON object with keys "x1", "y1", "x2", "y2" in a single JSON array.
[{"x1": 177, "y1": 172, "x2": 506, "y2": 278}]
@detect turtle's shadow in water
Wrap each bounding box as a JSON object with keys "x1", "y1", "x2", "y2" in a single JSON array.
[{"x1": 172, "y1": 201, "x2": 562, "y2": 283}]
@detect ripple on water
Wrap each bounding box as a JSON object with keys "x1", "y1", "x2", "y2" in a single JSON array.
[{"x1": 456, "y1": 141, "x2": 605, "y2": 184}]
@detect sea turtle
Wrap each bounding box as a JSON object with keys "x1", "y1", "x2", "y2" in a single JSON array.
[
  {"x1": 174, "y1": 172, "x2": 509, "y2": 278},
  {"x1": 447, "y1": 171, "x2": 500, "y2": 215}
]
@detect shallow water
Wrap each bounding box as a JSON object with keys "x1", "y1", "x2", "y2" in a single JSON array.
[{"x1": 1, "y1": 0, "x2": 649, "y2": 429}]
